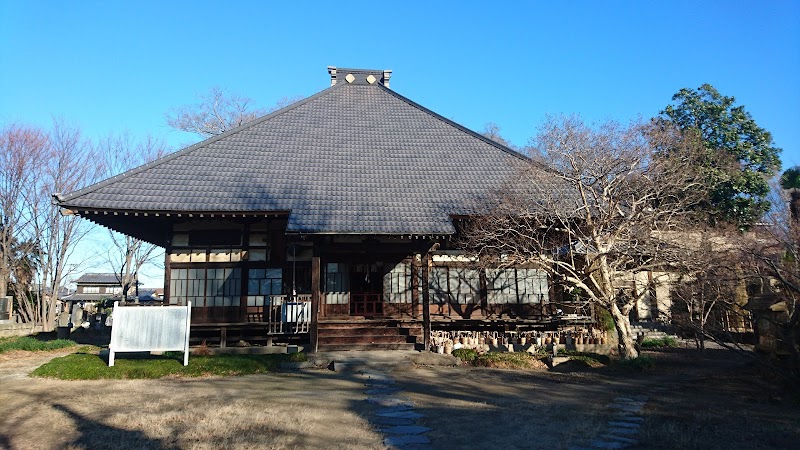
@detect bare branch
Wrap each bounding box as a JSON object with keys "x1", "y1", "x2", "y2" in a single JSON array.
[
  {"x1": 462, "y1": 115, "x2": 712, "y2": 359},
  {"x1": 165, "y1": 87, "x2": 303, "y2": 138}
]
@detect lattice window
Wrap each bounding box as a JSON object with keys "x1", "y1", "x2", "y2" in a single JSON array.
[
  {"x1": 486, "y1": 269, "x2": 517, "y2": 304},
  {"x1": 247, "y1": 268, "x2": 282, "y2": 307},
  {"x1": 324, "y1": 263, "x2": 350, "y2": 305},
  {"x1": 517, "y1": 269, "x2": 549, "y2": 304},
  {"x1": 169, "y1": 267, "x2": 241, "y2": 307},
  {"x1": 485, "y1": 268, "x2": 550, "y2": 304},
  {"x1": 429, "y1": 267, "x2": 480, "y2": 304},
  {"x1": 383, "y1": 262, "x2": 411, "y2": 304}
]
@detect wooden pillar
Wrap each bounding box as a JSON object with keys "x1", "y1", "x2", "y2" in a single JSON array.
[
  {"x1": 240, "y1": 223, "x2": 251, "y2": 322},
  {"x1": 422, "y1": 254, "x2": 431, "y2": 351},
  {"x1": 411, "y1": 255, "x2": 420, "y2": 319},
  {"x1": 163, "y1": 246, "x2": 172, "y2": 304},
  {"x1": 479, "y1": 269, "x2": 488, "y2": 315},
  {"x1": 310, "y1": 256, "x2": 320, "y2": 353}
]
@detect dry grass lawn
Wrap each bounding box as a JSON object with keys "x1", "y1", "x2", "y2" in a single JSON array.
[{"x1": 0, "y1": 353, "x2": 382, "y2": 450}]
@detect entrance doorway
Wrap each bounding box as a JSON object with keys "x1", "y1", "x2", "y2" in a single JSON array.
[{"x1": 350, "y1": 264, "x2": 383, "y2": 317}]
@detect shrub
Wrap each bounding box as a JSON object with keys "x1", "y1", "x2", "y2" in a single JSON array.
[
  {"x1": 0, "y1": 336, "x2": 76, "y2": 354},
  {"x1": 473, "y1": 352, "x2": 547, "y2": 369},
  {"x1": 616, "y1": 355, "x2": 656, "y2": 372},
  {"x1": 641, "y1": 336, "x2": 679, "y2": 348},
  {"x1": 596, "y1": 307, "x2": 616, "y2": 332},
  {"x1": 452, "y1": 348, "x2": 478, "y2": 362},
  {"x1": 193, "y1": 340, "x2": 213, "y2": 356},
  {"x1": 560, "y1": 350, "x2": 611, "y2": 366}
]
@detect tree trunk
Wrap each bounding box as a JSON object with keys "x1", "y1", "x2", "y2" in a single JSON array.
[
  {"x1": 790, "y1": 189, "x2": 800, "y2": 223},
  {"x1": 610, "y1": 302, "x2": 639, "y2": 359},
  {"x1": 0, "y1": 257, "x2": 8, "y2": 298}
]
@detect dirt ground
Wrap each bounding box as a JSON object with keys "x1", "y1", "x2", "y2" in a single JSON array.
[
  {"x1": 1, "y1": 347, "x2": 798, "y2": 450},
  {"x1": 632, "y1": 349, "x2": 800, "y2": 450},
  {"x1": 389, "y1": 349, "x2": 800, "y2": 449}
]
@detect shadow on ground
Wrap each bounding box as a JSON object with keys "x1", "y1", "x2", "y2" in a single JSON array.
[{"x1": 53, "y1": 403, "x2": 178, "y2": 450}]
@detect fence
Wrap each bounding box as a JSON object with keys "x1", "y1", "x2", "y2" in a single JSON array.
[
  {"x1": 109, "y1": 301, "x2": 191, "y2": 367},
  {"x1": 265, "y1": 295, "x2": 311, "y2": 334}
]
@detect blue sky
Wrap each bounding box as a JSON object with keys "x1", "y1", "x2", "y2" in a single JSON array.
[{"x1": 1, "y1": 0, "x2": 798, "y2": 285}]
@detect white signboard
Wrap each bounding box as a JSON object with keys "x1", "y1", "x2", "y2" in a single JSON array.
[{"x1": 109, "y1": 301, "x2": 191, "y2": 367}]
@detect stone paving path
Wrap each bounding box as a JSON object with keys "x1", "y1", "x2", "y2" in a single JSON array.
[
  {"x1": 356, "y1": 369, "x2": 433, "y2": 449},
  {"x1": 571, "y1": 394, "x2": 648, "y2": 450}
]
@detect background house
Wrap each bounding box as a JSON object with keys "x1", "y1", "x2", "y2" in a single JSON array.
[{"x1": 63, "y1": 273, "x2": 128, "y2": 303}]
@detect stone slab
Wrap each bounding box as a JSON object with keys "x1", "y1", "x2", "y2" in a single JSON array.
[
  {"x1": 377, "y1": 410, "x2": 424, "y2": 419},
  {"x1": 358, "y1": 372, "x2": 394, "y2": 382},
  {"x1": 384, "y1": 435, "x2": 431, "y2": 446},
  {"x1": 607, "y1": 421, "x2": 641, "y2": 429},
  {"x1": 608, "y1": 403, "x2": 643, "y2": 412},
  {"x1": 279, "y1": 361, "x2": 314, "y2": 370},
  {"x1": 600, "y1": 434, "x2": 639, "y2": 445},
  {"x1": 366, "y1": 387, "x2": 403, "y2": 396},
  {"x1": 367, "y1": 397, "x2": 415, "y2": 408},
  {"x1": 375, "y1": 405, "x2": 416, "y2": 415},
  {"x1": 611, "y1": 416, "x2": 644, "y2": 423},
  {"x1": 588, "y1": 440, "x2": 626, "y2": 449},
  {"x1": 379, "y1": 425, "x2": 431, "y2": 435},
  {"x1": 371, "y1": 416, "x2": 416, "y2": 426},
  {"x1": 613, "y1": 396, "x2": 647, "y2": 403}
]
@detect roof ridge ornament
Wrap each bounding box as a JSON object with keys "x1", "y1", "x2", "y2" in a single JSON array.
[{"x1": 327, "y1": 66, "x2": 391, "y2": 89}]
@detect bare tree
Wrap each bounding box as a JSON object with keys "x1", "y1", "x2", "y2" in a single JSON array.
[
  {"x1": 482, "y1": 122, "x2": 512, "y2": 147},
  {"x1": 669, "y1": 228, "x2": 745, "y2": 349},
  {"x1": 0, "y1": 124, "x2": 48, "y2": 300},
  {"x1": 97, "y1": 132, "x2": 168, "y2": 300},
  {"x1": 463, "y1": 116, "x2": 710, "y2": 359},
  {"x1": 739, "y1": 182, "x2": 800, "y2": 378},
  {"x1": 166, "y1": 87, "x2": 302, "y2": 138},
  {"x1": 25, "y1": 119, "x2": 101, "y2": 331}
]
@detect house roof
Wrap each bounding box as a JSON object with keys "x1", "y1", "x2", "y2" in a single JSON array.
[
  {"x1": 62, "y1": 293, "x2": 121, "y2": 302},
  {"x1": 73, "y1": 273, "x2": 121, "y2": 285},
  {"x1": 59, "y1": 68, "x2": 565, "y2": 235}
]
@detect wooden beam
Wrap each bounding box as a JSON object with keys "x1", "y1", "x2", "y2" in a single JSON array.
[{"x1": 310, "y1": 256, "x2": 320, "y2": 353}]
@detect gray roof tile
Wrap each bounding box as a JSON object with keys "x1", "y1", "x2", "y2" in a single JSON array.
[
  {"x1": 74, "y1": 273, "x2": 121, "y2": 284},
  {"x1": 60, "y1": 80, "x2": 566, "y2": 234}
]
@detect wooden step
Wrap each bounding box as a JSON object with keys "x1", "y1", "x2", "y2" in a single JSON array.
[
  {"x1": 402, "y1": 326, "x2": 424, "y2": 336},
  {"x1": 317, "y1": 321, "x2": 411, "y2": 328},
  {"x1": 317, "y1": 343, "x2": 420, "y2": 352},
  {"x1": 318, "y1": 335, "x2": 414, "y2": 345},
  {"x1": 318, "y1": 326, "x2": 405, "y2": 337},
  {"x1": 316, "y1": 320, "x2": 424, "y2": 351}
]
